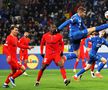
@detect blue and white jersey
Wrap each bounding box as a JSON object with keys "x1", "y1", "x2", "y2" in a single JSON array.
[
  {"x1": 58, "y1": 13, "x2": 87, "y2": 37},
  {"x1": 85, "y1": 36, "x2": 108, "y2": 55}
]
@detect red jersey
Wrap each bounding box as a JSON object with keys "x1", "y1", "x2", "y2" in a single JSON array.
[
  {"x1": 19, "y1": 36, "x2": 30, "y2": 54},
  {"x1": 4, "y1": 35, "x2": 29, "y2": 61},
  {"x1": 40, "y1": 32, "x2": 64, "y2": 56}
]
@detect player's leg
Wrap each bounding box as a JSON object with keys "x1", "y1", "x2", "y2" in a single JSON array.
[
  {"x1": 35, "y1": 64, "x2": 48, "y2": 86},
  {"x1": 87, "y1": 23, "x2": 108, "y2": 35},
  {"x1": 73, "y1": 58, "x2": 79, "y2": 73},
  {"x1": 35, "y1": 56, "x2": 51, "y2": 86},
  {"x1": 3, "y1": 56, "x2": 12, "y2": 88},
  {"x1": 95, "y1": 57, "x2": 107, "y2": 78},
  {"x1": 23, "y1": 54, "x2": 28, "y2": 75},
  {"x1": 90, "y1": 62, "x2": 96, "y2": 78},
  {"x1": 55, "y1": 55, "x2": 70, "y2": 86},
  {"x1": 9, "y1": 62, "x2": 26, "y2": 87},
  {"x1": 65, "y1": 42, "x2": 80, "y2": 61},
  {"x1": 73, "y1": 58, "x2": 93, "y2": 80},
  {"x1": 3, "y1": 69, "x2": 16, "y2": 88}
]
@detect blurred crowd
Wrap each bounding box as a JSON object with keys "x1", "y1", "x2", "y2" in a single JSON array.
[{"x1": 0, "y1": 0, "x2": 108, "y2": 45}]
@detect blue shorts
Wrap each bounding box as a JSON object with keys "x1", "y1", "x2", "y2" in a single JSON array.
[
  {"x1": 88, "y1": 53, "x2": 102, "y2": 64},
  {"x1": 69, "y1": 29, "x2": 88, "y2": 51}
]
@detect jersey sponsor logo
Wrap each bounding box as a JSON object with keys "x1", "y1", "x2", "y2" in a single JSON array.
[{"x1": 27, "y1": 55, "x2": 39, "y2": 69}]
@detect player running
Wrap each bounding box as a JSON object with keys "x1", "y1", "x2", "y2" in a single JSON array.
[
  {"x1": 3, "y1": 26, "x2": 33, "y2": 88},
  {"x1": 35, "y1": 24, "x2": 70, "y2": 86},
  {"x1": 56, "y1": 6, "x2": 108, "y2": 62},
  {"x1": 85, "y1": 32, "x2": 97, "y2": 78},
  {"x1": 19, "y1": 32, "x2": 30, "y2": 75},
  {"x1": 73, "y1": 30, "x2": 108, "y2": 80}
]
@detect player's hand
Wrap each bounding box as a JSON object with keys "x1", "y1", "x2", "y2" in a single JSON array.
[
  {"x1": 41, "y1": 54, "x2": 44, "y2": 58},
  {"x1": 29, "y1": 46, "x2": 34, "y2": 50},
  {"x1": 60, "y1": 52, "x2": 63, "y2": 56}
]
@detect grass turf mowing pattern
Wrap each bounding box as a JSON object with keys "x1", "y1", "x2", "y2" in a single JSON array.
[{"x1": 0, "y1": 69, "x2": 108, "y2": 90}]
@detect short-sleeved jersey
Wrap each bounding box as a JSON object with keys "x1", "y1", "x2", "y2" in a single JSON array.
[{"x1": 40, "y1": 32, "x2": 64, "y2": 55}]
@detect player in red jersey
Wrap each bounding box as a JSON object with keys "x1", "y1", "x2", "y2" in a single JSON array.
[
  {"x1": 19, "y1": 32, "x2": 30, "y2": 75},
  {"x1": 3, "y1": 26, "x2": 33, "y2": 88},
  {"x1": 35, "y1": 24, "x2": 70, "y2": 86},
  {"x1": 73, "y1": 38, "x2": 86, "y2": 73}
]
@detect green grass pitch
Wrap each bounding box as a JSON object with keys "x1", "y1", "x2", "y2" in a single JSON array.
[{"x1": 0, "y1": 69, "x2": 108, "y2": 90}]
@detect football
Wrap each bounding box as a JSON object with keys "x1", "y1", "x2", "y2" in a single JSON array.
[{"x1": 105, "y1": 11, "x2": 108, "y2": 19}]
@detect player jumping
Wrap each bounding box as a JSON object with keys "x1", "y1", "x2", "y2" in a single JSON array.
[
  {"x1": 56, "y1": 6, "x2": 108, "y2": 63},
  {"x1": 35, "y1": 24, "x2": 70, "y2": 86}
]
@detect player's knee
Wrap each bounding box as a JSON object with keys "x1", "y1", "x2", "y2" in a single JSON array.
[{"x1": 21, "y1": 65, "x2": 26, "y2": 72}]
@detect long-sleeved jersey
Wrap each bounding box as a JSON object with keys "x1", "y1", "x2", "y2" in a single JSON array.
[
  {"x1": 40, "y1": 32, "x2": 64, "y2": 56},
  {"x1": 85, "y1": 36, "x2": 108, "y2": 55},
  {"x1": 58, "y1": 13, "x2": 87, "y2": 37}
]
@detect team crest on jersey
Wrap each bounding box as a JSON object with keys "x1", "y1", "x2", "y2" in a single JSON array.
[{"x1": 27, "y1": 55, "x2": 39, "y2": 69}]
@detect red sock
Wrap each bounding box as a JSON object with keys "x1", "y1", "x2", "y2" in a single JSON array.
[
  {"x1": 91, "y1": 62, "x2": 95, "y2": 71},
  {"x1": 5, "y1": 73, "x2": 13, "y2": 84},
  {"x1": 37, "y1": 70, "x2": 43, "y2": 81},
  {"x1": 12, "y1": 70, "x2": 23, "y2": 79},
  {"x1": 74, "y1": 61, "x2": 79, "y2": 69},
  {"x1": 82, "y1": 61, "x2": 86, "y2": 68},
  {"x1": 24, "y1": 63, "x2": 27, "y2": 69},
  {"x1": 60, "y1": 67, "x2": 67, "y2": 80}
]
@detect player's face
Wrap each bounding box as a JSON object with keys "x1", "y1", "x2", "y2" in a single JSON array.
[
  {"x1": 80, "y1": 11, "x2": 86, "y2": 18},
  {"x1": 11, "y1": 28, "x2": 19, "y2": 36},
  {"x1": 24, "y1": 32, "x2": 29, "y2": 37},
  {"x1": 50, "y1": 25, "x2": 56, "y2": 33},
  {"x1": 99, "y1": 31, "x2": 105, "y2": 37}
]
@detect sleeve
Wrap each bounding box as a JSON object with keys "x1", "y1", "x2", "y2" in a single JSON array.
[
  {"x1": 58, "y1": 16, "x2": 77, "y2": 30},
  {"x1": 3, "y1": 37, "x2": 11, "y2": 56},
  {"x1": 17, "y1": 39, "x2": 29, "y2": 49},
  {"x1": 59, "y1": 35, "x2": 64, "y2": 52},
  {"x1": 40, "y1": 35, "x2": 46, "y2": 54},
  {"x1": 85, "y1": 37, "x2": 92, "y2": 48}
]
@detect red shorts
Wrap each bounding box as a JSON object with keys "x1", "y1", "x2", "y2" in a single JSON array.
[
  {"x1": 78, "y1": 46, "x2": 85, "y2": 59},
  {"x1": 7, "y1": 56, "x2": 23, "y2": 70},
  {"x1": 42, "y1": 53, "x2": 61, "y2": 66},
  {"x1": 19, "y1": 51, "x2": 28, "y2": 61}
]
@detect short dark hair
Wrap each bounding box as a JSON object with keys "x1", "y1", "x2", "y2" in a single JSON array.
[
  {"x1": 9, "y1": 25, "x2": 16, "y2": 31},
  {"x1": 77, "y1": 6, "x2": 86, "y2": 12}
]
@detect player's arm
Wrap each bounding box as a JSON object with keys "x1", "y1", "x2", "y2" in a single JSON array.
[
  {"x1": 40, "y1": 35, "x2": 45, "y2": 57},
  {"x1": 58, "y1": 16, "x2": 77, "y2": 31},
  {"x1": 17, "y1": 40, "x2": 33, "y2": 49},
  {"x1": 85, "y1": 37, "x2": 92, "y2": 52},
  {"x1": 59, "y1": 35, "x2": 64, "y2": 56},
  {"x1": 4, "y1": 37, "x2": 11, "y2": 56}
]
